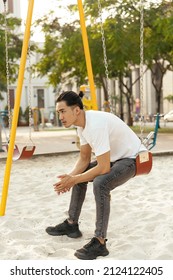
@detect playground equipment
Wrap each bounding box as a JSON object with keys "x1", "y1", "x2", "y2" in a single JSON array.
[
  {"x1": 96, "y1": 0, "x2": 156, "y2": 176},
  {"x1": 78, "y1": 0, "x2": 110, "y2": 112},
  {"x1": 1, "y1": 0, "x2": 35, "y2": 161},
  {"x1": 77, "y1": 0, "x2": 98, "y2": 111},
  {"x1": 135, "y1": 0, "x2": 156, "y2": 176},
  {"x1": 0, "y1": 0, "x2": 161, "y2": 215},
  {"x1": 79, "y1": 85, "x2": 97, "y2": 110},
  {"x1": 142, "y1": 113, "x2": 161, "y2": 151},
  {"x1": 0, "y1": 0, "x2": 35, "y2": 216},
  {"x1": 77, "y1": 0, "x2": 158, "y2": 175}
]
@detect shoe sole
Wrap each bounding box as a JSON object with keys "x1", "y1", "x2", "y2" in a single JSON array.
[
  {"x1": 74, "y1": 250, "x2": 109, "y2": 260},
  {"x1": 45, "y1": 228, "x2": 82, "y2": 238},
  {"x1": 67, "y1": 231, "x2": 82, "y2": 238}
]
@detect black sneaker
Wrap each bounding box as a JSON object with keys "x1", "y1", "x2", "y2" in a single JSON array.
[
  {"x1": 74, "y1": 237, "x2": 109, "y2": 260},
  {"x1": 46, "y1": 219, "x2": 82, "y2": 238}
]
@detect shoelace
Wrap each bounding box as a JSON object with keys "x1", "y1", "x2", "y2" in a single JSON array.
[{"x1": 84, "y1": 238, "x2": 101, "y2": 249}]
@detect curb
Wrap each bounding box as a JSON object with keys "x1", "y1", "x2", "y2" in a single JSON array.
[
  {"x1": 152, "y1": 151, "x2": 173, "y2": 157},
  {"x1": 1, "y1": 150, "x2": 173, "y2": 163}
]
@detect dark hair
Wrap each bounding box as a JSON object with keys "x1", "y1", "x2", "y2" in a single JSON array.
[{"x1": 56, "y1": 91, "x2": 84, "y2": 109}]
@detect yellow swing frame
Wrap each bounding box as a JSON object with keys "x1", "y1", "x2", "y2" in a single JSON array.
[
  {"x1": 0, "y1": 0, "x2": 35, "y2": 216},
  {"x1": 0, "y1": 0, "x2": 97, "y2": 216}
]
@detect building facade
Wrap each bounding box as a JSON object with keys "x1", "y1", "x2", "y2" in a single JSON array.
[{"x1": 0, "y1": 0, "x2": 56, "y2": 125}]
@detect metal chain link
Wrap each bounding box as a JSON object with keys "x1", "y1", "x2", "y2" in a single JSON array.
[
  {"x1": 28, "y1": 43, "x2": 32, "y2": 141},
  {"x1": 139, "y1": 0, "x2": 145, "y2": 141},
  {"x1": 3, "y1": 1, "x2": 11, "y2": 138},
  {"x1": 97, "y1": 0, "x2": 112, "y2": 112}
]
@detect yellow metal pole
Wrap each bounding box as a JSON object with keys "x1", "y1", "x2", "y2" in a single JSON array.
[
  {"x1": 77, "y1": 0, "x2": 98, "y2": 110},
  {"x1": 0, "y1": 0, "x2": 35, "y2": 216}
]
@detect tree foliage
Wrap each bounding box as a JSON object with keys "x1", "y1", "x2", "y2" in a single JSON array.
[
  {"x1": 143, "y1": 1, "x2": 173, "y2": 113},
  {"x1": 34, "y1": 0, "x2": 173, "y2": 125},
  {"x1": 164, "y1": 94, "x2": 173, "y2": 104},
  {"x1": 35, "y1": 13, "x2": 86, "y2": 88},
  {"x1": 0, "y1": 13, "x2": 22, "y2": 100}
]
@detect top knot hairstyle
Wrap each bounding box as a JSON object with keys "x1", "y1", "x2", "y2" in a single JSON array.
[{"x1": 56, "y1": 91, "x2": 84, "y2": 110}]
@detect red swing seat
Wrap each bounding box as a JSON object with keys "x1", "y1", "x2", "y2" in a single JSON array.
[
  {"x1": 135, "y1": 151, "x2": 153, "y2": 176},
  {"x1": 4, "y1": 144, "x2": 36, "y2": 161},
  {"x1": 13, "y1": 145, "x2": 36, "y2": 161}
]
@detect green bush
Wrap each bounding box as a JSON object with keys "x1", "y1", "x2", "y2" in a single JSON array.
[{"x1": 23, "y1": 106, "x2": 29, "y2": 125}]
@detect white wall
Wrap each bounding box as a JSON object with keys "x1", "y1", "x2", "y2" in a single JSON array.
[
  {"x1": 163, "y1": 70, "x2": 173, "y2": 114},
  {"x1": 0, "y1": 0, "x2": 56, "y2": 122},
  {"x1": 0, "y1": 0, "x2": 20, "y2": 17}
]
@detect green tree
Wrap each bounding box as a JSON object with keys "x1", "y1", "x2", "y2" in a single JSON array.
[
  {"x1": 34, "y1": 11, "x2": 87, "y2": 88},
  {"x1": 143, "y1": 1, "x2": 173, "y2": 114},
  {"x1": 0, "y1": 13, "x2": 22, "y2": 99},
  {"x1": 34, "y1": 0, "x2": 173, "y2": 126},
  {"x1": 164, "y1": 94, "x2": 173, "y2": 104},
  {"x1": 34, "y1": 1, "x2": 142, "y2": 125}
]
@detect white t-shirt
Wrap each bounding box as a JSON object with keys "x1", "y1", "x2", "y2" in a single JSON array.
[{"x1": 77, "y1": 110, "x2": 147, "y2": 162}]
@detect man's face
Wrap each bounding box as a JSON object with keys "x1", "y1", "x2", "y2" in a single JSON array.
[{"x1": 56, "y1": 101, "x2": 78, "y2": 128}]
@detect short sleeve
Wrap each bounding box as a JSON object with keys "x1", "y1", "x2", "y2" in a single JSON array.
[{"x1": 77, "y1": 127, "x2": 87, "y2": 146}]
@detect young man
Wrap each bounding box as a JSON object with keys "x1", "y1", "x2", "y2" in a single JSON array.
[{"x1": 46, "y1": 90, "x2": 146, "y2": 260}]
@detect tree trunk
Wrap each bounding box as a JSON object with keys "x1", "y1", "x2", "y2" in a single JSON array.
[
  {"x1": 127, "y1": 97, "x2": 133, "y2": 126},
  {"x1": 100, "y1": 75, "x2": 108, "y2": 102},
  {"x1": 119, "y1": 74, "x2": 124, "y2": 121},
  {"x1": 151, "y1": 63, "x2": 164, "y2": 128}
]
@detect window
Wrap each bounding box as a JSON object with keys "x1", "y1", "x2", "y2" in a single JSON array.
[{"x1": 37, "y1": 89, "x2": 45, "y2": 108}]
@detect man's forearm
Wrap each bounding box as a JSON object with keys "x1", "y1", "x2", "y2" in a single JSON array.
[
  {"x1": 69, "y1": 157, "x2": 90, "y2": 176},
  {"x1": 74, "y1": 164, "x2": 109, "y2": 185}
]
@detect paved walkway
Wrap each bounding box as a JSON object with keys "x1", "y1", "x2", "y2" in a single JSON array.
[{"x1": 0, "y1": 126, "x2": 173, "y2": 160}]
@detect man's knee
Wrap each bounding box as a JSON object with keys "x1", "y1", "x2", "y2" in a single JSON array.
[{"x1": 93, "y1": 176, "x2": 108, "y2": 196}]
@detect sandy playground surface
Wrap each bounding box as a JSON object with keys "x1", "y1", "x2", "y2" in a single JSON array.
[{"x1": 0, "y1": 152, "x2": 173, "y2": 260}]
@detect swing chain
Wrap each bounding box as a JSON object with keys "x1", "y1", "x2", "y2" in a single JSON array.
[
  {"x1": 3, "y1": 0, "x2": 12, "y2": 138},
  {"x1": 97, "y1": 0, "x2": 112, "y2": 112},
  {"x1": 28, "y1": 42, "x2": 32, "y2": 142},
  {"x1": 139, "y1": 0, "x2": 145, "y2": 141}
]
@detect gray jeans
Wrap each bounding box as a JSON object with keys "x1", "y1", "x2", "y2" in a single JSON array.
[{"x1": 68, "y1": 158, "x2": 136, "y2": 238}]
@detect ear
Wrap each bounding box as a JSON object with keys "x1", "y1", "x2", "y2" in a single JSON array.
[{"x1": 74, "y1": 106, "x2": 81, "y2": 116}]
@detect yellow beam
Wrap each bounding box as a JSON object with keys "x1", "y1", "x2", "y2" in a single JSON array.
[
  {"x1": 77, "y1": 0, "x2": 98, "y2": 110},
  {"x1": 0, "y1": 0, "x2": 35, "y2": 216}
]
